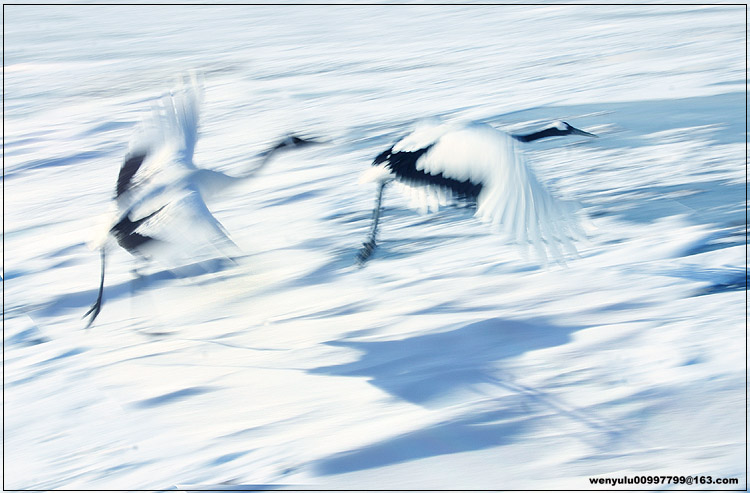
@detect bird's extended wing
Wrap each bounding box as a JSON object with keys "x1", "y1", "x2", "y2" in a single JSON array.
[
  {"x1": 161, "y1": 73, "x2": 203, "y2": 166},
  {"x1": 370, "y1": 121, "x2": 479, "y2": 213},
  {"x1": 136, "y1": 73, "x2": 203, "y2": 166},
  {"x1": 127, "y1": 184, "x2": 238, "y2": 264},
  {"x1": 95, "y1": 75, "x2": 205, "y2": 249},
  {"x1": 118, "y1": 75, "x2": 204, "y2": 205},
  {"x1": 415, "y1": 123, "x2": 584, "y2": 262}
]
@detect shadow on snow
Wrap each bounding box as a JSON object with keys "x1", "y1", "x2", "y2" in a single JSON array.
[{"x1": 310, "y1": 317, "x2": 590, "y2": 475}]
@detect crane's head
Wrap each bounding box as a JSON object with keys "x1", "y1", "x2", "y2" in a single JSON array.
[
  {"x1": 271, "y1": 135, "x2": 324, "y2": 152},
  {"x1": 258, "y1": 134, "x2": 326, "y2": 166},
  {"x1": 514, "y1": 121, "x2": 597, "y2": 142},
  {"x1": 556, "y1": 121, "x2": 597, "y2": 138}
]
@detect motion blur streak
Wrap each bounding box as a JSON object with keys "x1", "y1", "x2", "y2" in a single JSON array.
[{"x1": 3, "y1": 5, "x2": 745, "y2": 491}]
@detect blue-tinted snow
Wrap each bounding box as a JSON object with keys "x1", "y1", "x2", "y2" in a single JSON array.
[{"x1": 3, "y1": 5, "x2": 745, "y2": 490}]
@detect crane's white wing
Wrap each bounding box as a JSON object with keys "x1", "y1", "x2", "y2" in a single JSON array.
[
  {"x1": 93, "y1": 75, "x2": 206, "y2": 247},
  {"x1": 129, "y1": 185, "x2": 238, "y2": 265},
  {"x1": 160, "y1": 73, "x2": 203, "y2": 166},
  {"x1": 392, "y1": 119, "x2": 455, "y2": 153},
  {"x1": 117, "y1": 75, "x2": 204, "y2": 210},
  {"x1": 409, "y1": 122, "x2": 584, "y2": 262},
  {"x1": 90, "y1": 74, "x2": 237, "y2": 267},
  {"x1": 132, "y1": 73, "x2": 203, "y2": 165}
]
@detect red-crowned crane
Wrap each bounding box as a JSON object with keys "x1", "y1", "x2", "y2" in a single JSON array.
[
  {"x1": 84, "y1": 76, "x2": 319, "y2": 328},
  {"x1": 356, "y1": 119, "x2": 596, "y2": 264}
]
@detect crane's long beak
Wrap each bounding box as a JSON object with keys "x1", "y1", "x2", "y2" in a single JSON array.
[
  {"x1": 570, "y1": 125, "x2": 597, "y2": 138},
  {"x1": 288, "y1": 135, "x2": 329, "y2": 148}
]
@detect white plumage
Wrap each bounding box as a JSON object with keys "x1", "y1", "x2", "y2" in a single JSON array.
[
  {"x1": 129, "y1": 80, "x2": 232, "y2": 245},
  {"x1": 84, "y1": 75, "x2": 319, "y2": 328},
  {"x1": 357, "y1": 119, "x2": 594, "y2": 264}
]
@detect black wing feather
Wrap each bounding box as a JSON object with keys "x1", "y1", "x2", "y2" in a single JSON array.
[
  {"x1": 116, "y1": 152, "x2": 148, "y2": 198},
  {"x1": 376, "y1": 145, "x2": 483, "y2": 200},
  {"x1": 110, "y1": 205, "x2": 166, "y2": 253}
]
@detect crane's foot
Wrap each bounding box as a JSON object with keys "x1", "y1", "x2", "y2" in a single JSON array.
[
  {"x1": 82, "y1": 300, "x2": 102, "y2": 329},
  {"x1": 356, "y1": 239, "x2": 377, "y2": 266}
]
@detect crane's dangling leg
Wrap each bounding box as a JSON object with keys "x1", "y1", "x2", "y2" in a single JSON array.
[
  {"x1": 357, "y1": 182, "x2": 387, "y2": 265},
  {"x1": 83, "y1": 248, "x2": 107, "y2": 329}
]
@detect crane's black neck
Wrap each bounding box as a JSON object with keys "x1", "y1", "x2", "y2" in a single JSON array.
[{"x1": 513, "y1": 127, "x2": 567, "y2": 142}]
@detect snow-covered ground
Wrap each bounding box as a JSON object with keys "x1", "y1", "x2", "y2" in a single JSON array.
[{"x1": 3, "y1": 5, "x2": 746, "y2": 491}]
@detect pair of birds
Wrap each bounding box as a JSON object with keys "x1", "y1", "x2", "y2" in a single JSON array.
[{"x1": 84, "y1": 76, "x2": 596, "y2": 328}]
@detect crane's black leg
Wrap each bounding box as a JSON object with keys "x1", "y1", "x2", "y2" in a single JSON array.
[
  {"x1": 357, "y1": 182, "x2": 387, "y2": 265},
  {"x1": 83, "y1": 248, "x2": 106, "y2": 329}
]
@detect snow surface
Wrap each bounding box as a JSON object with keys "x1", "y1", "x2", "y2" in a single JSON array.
[{"x1": 3, "y1": 4, "x2": 746, "y2": 491}]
